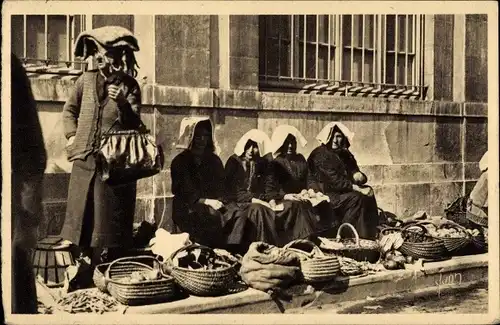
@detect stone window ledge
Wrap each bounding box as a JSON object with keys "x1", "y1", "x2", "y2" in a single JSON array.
[{"x1": 27, "y1": 75, "x2": 488, "y2": 117}]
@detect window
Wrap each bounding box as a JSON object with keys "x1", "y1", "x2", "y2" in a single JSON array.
[
  {"x1": 11, "y1": 15, "x2": 89, "y2": 74},
  {"x1": 259, "y1": 15, "x2": 427, "y2": 99}
]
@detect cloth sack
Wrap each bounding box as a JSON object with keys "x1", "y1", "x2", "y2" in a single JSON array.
[{"x1": 239, "y1": 242, "x2": 301, "y2": 292}]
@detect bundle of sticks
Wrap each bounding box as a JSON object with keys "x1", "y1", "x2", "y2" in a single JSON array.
[{"x1": 57, "y1": 290, "x2": 118, "y2": 314}]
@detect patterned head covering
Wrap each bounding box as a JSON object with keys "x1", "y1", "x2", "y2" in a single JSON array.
[
  {"x1": 315, "y1": 121, "x2": 354, "y2": 149},
  {"x1": 176, "y1": 116, "x2": 220, "y2": 154},
  {"x1": 74, "y1": 26, "x2": 140, "y2": 77},
  {"x1": 233, "y1": 129, "x2": 271, "y2": 157},
  {"x1": 269, "y1": 125, "x2": 307, "y2": 157}
]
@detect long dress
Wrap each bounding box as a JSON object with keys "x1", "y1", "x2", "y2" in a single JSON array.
[
  {"x1": 262, "y1": 153, "x2": 320, "y2": 246},
  {"x1": 59, "y1": 71, "x2": 138, "y2": 249},
  {"x1": 307, "y1": 145, "x2": 379, "y2": 239},
  {"x1": 223, "y1": 154, "x2": 281, "y2": 251},
  {"x1": 171, "y1": 150, "x2": 251, "y2": 249}
]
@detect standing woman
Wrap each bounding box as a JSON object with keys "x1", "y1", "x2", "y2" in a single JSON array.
[
  {"x1": 307, "y1": 122, "x2": 379, "y2": 240},
  {"x1": 224, "y1": 129, "x2": 281, "y2": 252},
  {"x1": 58, "y1": 26, "x2": 142, "y2": 263},
  {"x1": 262, "y1": 125, "x2": 320, "y2": 246}
]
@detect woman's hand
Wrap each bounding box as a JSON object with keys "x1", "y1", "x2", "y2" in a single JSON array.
[
  {"x1": 202, "y1": 199, "x2": 224, "y2": 210},
  {"x1": 353, "y1": 184, "x2": 374, "y2": 197},
  {"x1": 108, "y1": 85, "x2": 128, "y2": 106}
]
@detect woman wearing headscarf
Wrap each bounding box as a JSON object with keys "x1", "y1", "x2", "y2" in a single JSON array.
[
  {"x1": 58, "y1": 26, "x2": 142, "y2": 264},
  {"x1": 171, "y1": 118, "x2": 278, "y2": 251},
  {"x1": 262, "y1": 125, "x2": 320, "y2": 246},
  {"x1": 307, "y1": 122, "x2": 379, "y2": 240},
  {"x1": 223, "y1": 129, "x2": 281, "y2": 252}
]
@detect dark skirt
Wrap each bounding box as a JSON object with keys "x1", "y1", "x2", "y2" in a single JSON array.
[
  {"x1": 59, "y1": 155, "x2": 137, "y2": 248},
  {"x1": 274, "y1": 200, "x2": 320, "y2": 246},
  {"x1": 318, "y1": 190, "x2": 380, "y2": 240},
  {"x1": 173, "y1": 200, "x2": 282, "y2": 253}
]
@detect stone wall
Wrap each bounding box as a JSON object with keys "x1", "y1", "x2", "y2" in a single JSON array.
[{"x1": 32, "y1": 77, "x2": 487, "y2": 237}]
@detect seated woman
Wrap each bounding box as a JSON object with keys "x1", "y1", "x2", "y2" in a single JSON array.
[
  {"x1": 262, "y1": 125, "x2": 321, "y2": 246},
  {"x1": 171, "y1": 118, "x2": 278, "y2": 251},
  {"x1": 224, "y1": 129, "x2": 281, "y2": 251},
  {"x1": 307, "y1": 122, "x2": 379, "y2": 240}
]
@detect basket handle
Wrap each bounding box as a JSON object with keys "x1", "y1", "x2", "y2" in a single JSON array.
[
  {"x1": 402, "y1": 222, "x2": 428, "y2": 233},
  {"x1": 104, "y1": 255, "x2": 157, "y2": 280},
  {"x1": 380, "y1": 227, "x2": 402, "y2": 237},
  {"x1": 336, "y1": 223, "x2": 360, "y2": 246},
  {"x1": 283, "y1": 239, "x2": 323, "y2": 258}
]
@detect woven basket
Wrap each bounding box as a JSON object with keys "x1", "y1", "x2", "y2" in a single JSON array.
[
  {"x1": 162, "y1": 244, "x2": 238, "y2": 297},
  {"x1": 283, "y1": 239, "x2": 340, "y2": 283},
  {"x1": 93, "y1": 263, "x2": 110, "y2": 293},
  {"x1": 323, "y1": 223, "x2": 380, "y2": 263},
  {"x1": 399, "y1": 223, "x2": 447, "y2": 260},
  {"x1": 104, "y1": 255, "x2": 177, "y2": 306},
  {"x1": 437, "y1": 222, "x2": 472, "y2": 255}
]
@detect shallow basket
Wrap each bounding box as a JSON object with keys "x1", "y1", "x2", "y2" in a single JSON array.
[
  {"x1": 322, "y1": 223, "x2": 380, "y2": 263},
  {"x1": 162, "y1": 244, "x2": 238, "y2": 297},
  {"x1": 399, "y1": 223, "x2": 447, "y2": 260},
  {"x1": 438, "y1": 222, "x2": 472, "y2": 255},
  {"x1": 104, "y1": 255, "x2": 177, "y2": 306},
  {"x1": 284, "y1": 239, "x2": 340, "y2": 283}
]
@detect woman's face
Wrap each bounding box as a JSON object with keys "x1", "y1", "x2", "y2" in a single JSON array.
[
  {"x1": 331, "y1": 131, "x2": 345, "y2": 149},
  {"x1": 192, "y1": 124, "x2": 212, "y2": 151},
  {"x1": 95, "y1": 45, "x2": 122, "y2": 72},
  {"x1": 281, "y1": 135, "x2": 297, "y2": 155},
  {"x1": 243, "y1": 141, "x2": 260, "y2": 160}
]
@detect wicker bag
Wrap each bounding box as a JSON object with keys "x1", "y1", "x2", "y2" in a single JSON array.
[
  {"x1": 283, "y1": 239, "x2": 340, "y2": 283},
  {"x1": 162, "y1": 244, "x2": 239, "y2": 297},
  {"x1": 103, "y1": 255, "x2": 177, "y2": 306},
  {"x1": 399, "y1": 223, "x2": 447, "y2": 260},
  {"x1": 327, "y1": 223, "x2": 380, "y2": 263}
]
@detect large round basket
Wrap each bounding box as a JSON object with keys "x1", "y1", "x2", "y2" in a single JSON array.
[
  {"x1": 399, "y1": 223, "x2": 447, "y2": 260},
  {"x1": 104, "y1": 255, "x2": 177, "y2": 306},
  {"x1": 438, "y1": 222, "x2": 472, "y2": 255},
  {"x1": 162, "y1": 244, "x2": 239, "y2": 297},
  {"x1": 283, "y1": 239, "x2": 340, "y2": 283},
  {"x1": 323, "y1": 223, "x2": 380, "y2": 263}
]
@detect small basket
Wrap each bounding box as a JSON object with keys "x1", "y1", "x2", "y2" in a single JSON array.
[
  {"x1": 438, "y1": 223, "x2": 472, "y2": 255},
  {"x1": 283, "y1": 239, "x2": 340, "y2": 283},
  {"x1": 104, "y1": 255, "x2": 177, "y2": 306},
  {"x1": 399, "y1": 223, "x2": 447, "y2": 260},
  {"x1": 93, "y1": 263, "x2": 110, "y2": 293},
  {"x1": 323, "y1": 223, "x2": 380, "y2": 263},
  {"x1": 162, "y1": 244, "x2": 238, "y2": 297},
  {"x1": 444, "y1": 196, "x2": 474, "y2": 227}
]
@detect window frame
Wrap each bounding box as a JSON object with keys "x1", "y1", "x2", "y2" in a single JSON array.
[
  {"x1": 259, "y1": 14, "x2": 428, "y2": 99},
  {"x1": 13, "y1": 14, "x2": 89, "y2": 75}
]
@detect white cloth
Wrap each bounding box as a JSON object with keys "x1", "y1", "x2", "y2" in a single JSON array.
[
  {"x1": 149, "y1": 229, "x2": 192, "y2": 260},
  {"x1": 479, "y1": 151, "x2": 488, "y2": 172},
  {"x1": 316, "y1": 122, "x2": 354, "y2": 148},
  {"x1": 269, "y1": 125, "x2": 307, "y2": 156},
  {"x1": 176, "y1": 116, "x2": 220, "y2": 154},
  {"x1": 234, "y1": 129, "x2": 272, "y2": 157}
]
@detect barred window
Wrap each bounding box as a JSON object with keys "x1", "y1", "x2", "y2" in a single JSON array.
[
  {"x1": 259, "y1": 15, "x2": 427, "y2": 99},
  {"x1": 11, "y1": 15, "x2": 89, "y2": 74}
]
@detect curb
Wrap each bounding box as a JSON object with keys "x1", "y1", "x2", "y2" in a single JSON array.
[{"x1": 124, "y1": 253, "x2": 488, "y2": 314}]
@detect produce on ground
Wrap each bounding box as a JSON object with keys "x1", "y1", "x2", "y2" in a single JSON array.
[{"x1": 57, "y1": 290, "x2": 118, "y2": 314}]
